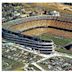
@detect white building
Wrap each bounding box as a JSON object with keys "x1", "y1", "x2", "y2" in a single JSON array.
[
  {"x1": 20, "y1": 14, "x2": 29, "y2": 18},
  {"x1": 50, "y1": 10, "x2": 60, "y2": 16}
]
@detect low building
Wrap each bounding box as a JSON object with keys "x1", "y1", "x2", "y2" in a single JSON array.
[
  {"x1": 20, "y1": 14, "x2": 29, "y2": 18},
  {"x1": 49, "y1": 10, "x2": 60, "y2": 16},
  {"x1": 2, "y1": 17, "x2": 7, "y2": 23}
]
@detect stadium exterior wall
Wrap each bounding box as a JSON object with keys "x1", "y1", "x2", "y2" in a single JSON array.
[{"x1": 2, "y1": 29, "x2": 54, "y2": 54}]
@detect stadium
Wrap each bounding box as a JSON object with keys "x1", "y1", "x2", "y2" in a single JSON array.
[{"x1": 2, "y1": 15, "x2": 72, "y2": 54}]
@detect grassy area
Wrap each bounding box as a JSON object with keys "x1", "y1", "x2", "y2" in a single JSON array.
[
  {"x1": 55, "y1": 47, "x2": 72, "y2": 55},
  {"x1": 38, "y1": 33, "x2": 72, "y2": 46},
  {"x1": 2, "y1": 57, "x2": 24, "y2": 71},
  {"x1": 10, "y1": 61, "x2": 24, "y2": 71},
  {"x1": 38, "y1": 33, "x2": 72, "y2": 55}
]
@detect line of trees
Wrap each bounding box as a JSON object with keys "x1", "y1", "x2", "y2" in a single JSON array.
[{"x1": 64, "y1": 3, "x2": 72, "y2": 6}]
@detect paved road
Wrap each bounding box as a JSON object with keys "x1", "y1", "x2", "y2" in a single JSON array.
[
  {"x1": 8, "y1": 43, "x2": 72, "y2": 71},
  {"x1": 32, "y1": 63, "x2": 45, "y2": 71},
  {"x1": 15, "y1": 45, "x2": 48, "y2": 57},
  {"x1": 36, "y1": 53, "x2": 56, "y2": 63},
  {"x1": 36, "y1": 52, "x2": 72, "y2": 63},
  {"x1": 55, "y1": 51, "x2": 72, "y2": 59},
  {"x1": 11, "y1": 43, "x2": 72, "y2": 59},
  {"x1": 24, "y1": 63, "x2": 29, "y2": 71},
  {"x1": 31, "y1": 51, "x2": 72, "y2": 71}
]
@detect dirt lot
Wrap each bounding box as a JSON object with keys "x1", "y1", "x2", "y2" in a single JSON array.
[
  {"x1": 29, "y1": 3, "x2": 72, "y2": 14},
  {"x1": 21, "y1": 28, "x2": 72, "y2": 38}
]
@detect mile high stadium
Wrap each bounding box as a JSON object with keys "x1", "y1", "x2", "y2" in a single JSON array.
[{"x1": 2, "y1": 15, "x2": 72, "y2": 54}]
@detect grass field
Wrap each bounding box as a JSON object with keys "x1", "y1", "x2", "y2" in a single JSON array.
[
  {"x1": 38, "y1": 33, "x2": 72, "y2": 46},
  {"x1": 38, "y1": 33, "x2": 72, "y2": 55}
]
